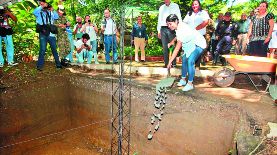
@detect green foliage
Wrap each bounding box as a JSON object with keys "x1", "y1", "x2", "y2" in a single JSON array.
[
  {"x1": 11, "y1": 1, "x2": 38, "y2": 58},
  {"x1": 3, "y1": 0, "x2": 276, "y2": 61}
]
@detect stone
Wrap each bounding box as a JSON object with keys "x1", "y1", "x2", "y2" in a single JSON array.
[
  {"x1": 236, "y1": 132, "x2": 261, "y2": 155},
  {"x1": 267, "y1": 122, "x2": 277, "y2": 140}
]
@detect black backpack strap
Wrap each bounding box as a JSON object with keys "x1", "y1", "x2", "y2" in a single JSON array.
[
  {"x1": 46, "y1": 11, "x2": 52, "y2": 25},
  {"x1": 40, "y1": 12, "x2": 45, "y2": 25}
]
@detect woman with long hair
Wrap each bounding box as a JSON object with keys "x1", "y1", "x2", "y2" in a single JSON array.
[{"x1": 167, "y1": 14, "x2": 206, "y2": 91}]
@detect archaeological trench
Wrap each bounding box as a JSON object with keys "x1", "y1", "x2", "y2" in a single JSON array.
[{"x1": 0, "y1": 72, "x2": 276, "y2": 155}]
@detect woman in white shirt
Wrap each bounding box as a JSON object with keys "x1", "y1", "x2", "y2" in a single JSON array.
[
  {"x1": 183, "y1": 0, "x2": 209, "y2": 69},
  {"x1": 167, "y1": 14, "x2": 207, "y2": 91},
  {"x1": 268, "y1": 20, "x2": 277, "y2": 58}
]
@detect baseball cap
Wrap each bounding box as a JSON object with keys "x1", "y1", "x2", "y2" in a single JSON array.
[{"x1": 224, "y1": 12, "x2": 231, "y2": 17}]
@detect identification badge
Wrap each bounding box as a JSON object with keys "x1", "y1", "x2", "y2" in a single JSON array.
[{"x1": 3, "y1": 19, "x2": 8, "y2": 26}]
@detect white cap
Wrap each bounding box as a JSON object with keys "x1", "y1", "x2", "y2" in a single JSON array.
[
  {"x1": 0, "y1": 6, "x2": 4, "y2": 9},
  {"x1": 18, "y1": 0, "x2": 22, "y2": 2},
  {"x1": 7, "y1": 2, "x2": 12, "y2": 6},
  {"x1": 58, "y1": 5, "x2": 64, "y2": 10}
]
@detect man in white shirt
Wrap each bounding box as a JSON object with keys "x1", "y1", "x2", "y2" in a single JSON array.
[
  {"x1": 75, "y1": 33, "x2": 92, "y2": 63},
  {"x1": 157, "y1": 0, "x2": 181, "y2": 68},
  {"x1": 101, "y1": 9, "x2": 118, "y2": 64}
]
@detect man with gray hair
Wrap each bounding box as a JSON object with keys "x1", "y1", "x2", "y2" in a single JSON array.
[
  {"x1": 101, "y1": 9, "x2": 118, "y2": 64},
  {"x1": 235, "y1": 13, "x2": 250, "y2": 55},
  {"x1": 157, "y1": 0, "x2": 181, "y2": 68}
]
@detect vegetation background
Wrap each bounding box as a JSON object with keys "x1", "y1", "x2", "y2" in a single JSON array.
[{"x1": 4, "y1": 0, "x2": 277, "y2": 60}]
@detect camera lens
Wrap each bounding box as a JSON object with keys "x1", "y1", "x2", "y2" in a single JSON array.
[{"x1": 88, "y1": 20, "x2": 91, "y2": 23}]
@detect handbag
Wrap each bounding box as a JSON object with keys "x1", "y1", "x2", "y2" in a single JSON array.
[
  {"x1": 37, "y1": 12, "x2": 50, "y2": 36},
  {"x1": 49, "y1": 24, "x2": 58, "y2": 34},
  {"x1": 37, "y1": 11, "x2": 58, "y2": 35},
  {"x1": 46, "y1": 12, "x2": 58, "y2": 34}
]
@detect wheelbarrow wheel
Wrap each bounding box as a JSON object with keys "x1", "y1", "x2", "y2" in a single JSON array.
[{"x1": 213, "y1": 68, "x2": 235, "y2": 87}]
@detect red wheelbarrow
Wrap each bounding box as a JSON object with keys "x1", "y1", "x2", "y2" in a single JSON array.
[{"x1": 213, "y1": 55, "x2": 277, "y2": 92}]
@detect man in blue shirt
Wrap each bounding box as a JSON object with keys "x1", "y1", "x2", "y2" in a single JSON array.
[{"x1": 33, "y1": 0, "x2": 61, "y2": 71}]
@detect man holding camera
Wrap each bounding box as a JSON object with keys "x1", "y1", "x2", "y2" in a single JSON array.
[
  {"x1": 75, "y1": 33, "x2": 92, "y2": 63},
  {"x1": 80, "y1": 15, "x2": 99, "y2": 64},
  {"x1": 33, "y1": 0, "x2": 62, "y2": 71},
  {"x1": 0, "y1": 6, "x2": 18, "y2": 67}
]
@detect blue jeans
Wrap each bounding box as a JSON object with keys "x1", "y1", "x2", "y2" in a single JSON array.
[
  {"x1": 65, "y1": 34, "x2": 74, "y2": 62},
  {"x1": 76, "y1": 50, "x2": 91, "y2": 63},
  {"x1": 37, "y1": 33, "x2": 61, "y2": 68},
  {"x1": 90, "y1": 40, "x2": 98, "y2": 63},
  {"x1": 182, "y1": 46, "x2": 204, "y2": 82},
  {"x1": 213, "y1": 35, "x2": 232, "y2": 65},
  {"x1": 104, "y1": 35, "x2": 118, "y2": 63},
  {"x1": 0, "y1": 35, "x2": 15, "y2": 64}
]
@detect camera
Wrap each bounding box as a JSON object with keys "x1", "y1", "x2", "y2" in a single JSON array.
[
  {"x1": 43, "y1": 4, "x2": 52, "y2": 10},
  {"x1": 84, "y1": 44, "x2": 88, "y2": 48},
  {"x1": 0, "y1": 9, "x2": 5, "y2": 23},
  {"x1": 88, "y1": 20, "x2": 91, "y2": 24}
]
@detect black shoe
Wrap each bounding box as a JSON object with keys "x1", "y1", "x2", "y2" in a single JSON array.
[
  {"x1": 61, "y1": 59, "x2": 70, "y2": 67},
  {"x1": 113, "y1": 61, "x2": 118, "y2": 64},
  {"x1": 106, "y1": 62, "x2": 110, "y2": 64},
  {"x1": 141, "y1": 60, "x2": 145, "y2": 62},
  {"x1": 172, "y1": 64, "x2": 176, "y2": 68},
  {"x1": 37, "y1": 67, "x2": 43, "y2": 71},
  {"x1": 56, "y1": 66, "x2": 62, "y2": 69}
]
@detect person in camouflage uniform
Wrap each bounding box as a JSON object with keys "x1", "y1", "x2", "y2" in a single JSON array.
[{"x1": 56, "y1": 6, "x2": 70, "y2": 64}]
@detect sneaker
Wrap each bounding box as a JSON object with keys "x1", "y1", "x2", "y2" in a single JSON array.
[
  {"x1": 182, "y1": 84, "x2": 194, "y2": 92},
  {"x1": 0, "y1": 63, "x2": 3, "y2": 68},
  {"x1": 95, "y1": 61, "x2": 100, "y2": 64},
  {"x1": 8, "y1": 62, "x2": 18, "y2": 66},
  {"x1": 177, "y1": 79, "x2": 187, "y2": 87}
]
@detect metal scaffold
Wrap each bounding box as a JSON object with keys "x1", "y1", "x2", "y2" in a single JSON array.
[{"x1": 110, "y1": 2, "x2": 131, "y2": 155}]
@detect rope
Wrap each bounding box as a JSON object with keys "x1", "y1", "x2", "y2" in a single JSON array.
[{"x1": 0, "y1": 119, "x2": 111, "y2": 149}]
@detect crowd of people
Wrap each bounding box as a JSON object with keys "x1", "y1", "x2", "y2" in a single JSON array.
[
  {"x1": 0, "y1": 0, "x2": 276, "y2": 91},
  {"x1": 159, "y1": 0, "x2": 276, "y2": 91},
  {"x1": 33, "y1": 0, "x2": 111, "y2": 70}
]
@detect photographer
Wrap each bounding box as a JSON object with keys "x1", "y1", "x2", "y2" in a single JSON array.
[
  {"x1": 0, "y1": 6, "x2": 18, "y2": 67},
  {"x1": 75, "y1": 33, "x2": 92, "y2": 64},
  {"x1": 80, "y1": 15, "x2": 99, "y2": 64},
  {"x1": 33, "y1": 0, "x2": 62, "y2": 71}
]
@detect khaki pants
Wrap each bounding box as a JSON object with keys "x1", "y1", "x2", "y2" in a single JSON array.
[
  {"x1": 235, "y1": 33, "x2": 248, "y2": 55},
  {"x1": 134, "y1": 37, "x2": 145, "y2": 61}
]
